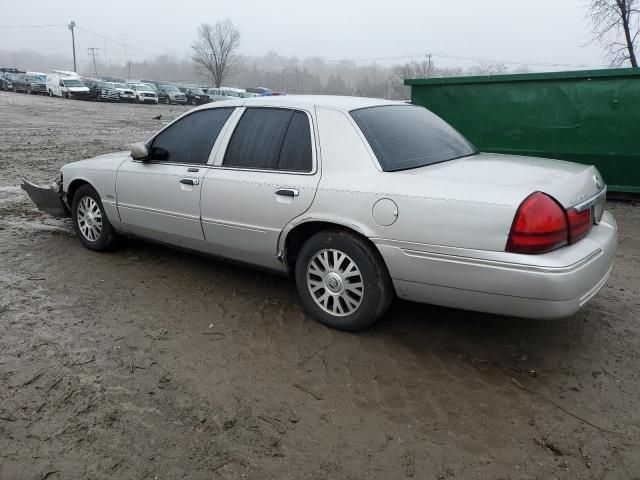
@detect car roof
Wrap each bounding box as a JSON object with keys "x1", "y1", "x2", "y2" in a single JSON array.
[{"x1": 195, "y1": 95, "x2": 402, "y2": 112}]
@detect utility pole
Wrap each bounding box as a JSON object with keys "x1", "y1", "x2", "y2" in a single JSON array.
[
  {"x1": 427, "y1": 53, "x2": 432, "y2": 78},
  {"x1": 87, "y1": 48, "x2": 99, "y2": 77},
  {"x1": 127, "y1": 60, "x2": 132, "y2": 81},
  {"x1": 68, "y1": 21, "x2": 77, "y2": 72}
]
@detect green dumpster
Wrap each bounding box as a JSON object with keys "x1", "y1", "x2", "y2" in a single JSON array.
[{"x1": 405, "y1": 68, "x2": 640, "y2": 194}]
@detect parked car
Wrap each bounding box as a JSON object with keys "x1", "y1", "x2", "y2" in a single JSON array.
[
  {"x1": 127, "y1": 83, "x2": 159, "y2": 104},
  {"x1": 22, "y1": 96, "x2": 617, "y2": 331},
  {"x1": 101, "y1": 76, "x2": 126, "y2": 84},
  {"x1": 0, "y1": 72, "x2": 13, "y2": 91},
  {"x1": 245, "y1": 87, "x2": 273, "y2": 96},
  {"x1": 46, "y1": 73, "x2": 90, "y2": 99},
  {"x1": 13, "y1": 73, "x2": 47, "y2": 94},
  {"x1": 203, "y1": 87, "x2": 237, "y2": 102},
  {"x1": 178, "y1": 86, "x2": 209, "y2": 106},
  {"x1": 157, "y1": 84, "x2": 187, "y2": 105},
  {"x1": 140, "y1": 80, "x2": 164, "y2": 90},
  {"x1": 107, "y1": 82, "x2": 135, "y2": 102},
  {"x1": 83, "y1": 79, "x2": 120, "y2": 102}
]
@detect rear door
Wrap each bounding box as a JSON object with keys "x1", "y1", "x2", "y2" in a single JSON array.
[
  {"x1": 201, "y1": 106, "x2": 320, "y2": 269},
  {"x1": 116, "y1": 107, "x2": 234, "y2": 249}
]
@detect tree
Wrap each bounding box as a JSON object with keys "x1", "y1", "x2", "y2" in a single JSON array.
[
  {"x1": 589, "y1": 0, "x2": 639, "y2": 67},
  {"x1": 191, "y1": 19, "x2": 241, "y2": 87}
]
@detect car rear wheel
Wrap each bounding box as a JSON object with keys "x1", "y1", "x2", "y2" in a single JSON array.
[
  {"x1": 27, "y1": 86, "x2": 32, "y2": 94},
  {"x1": 72, "y1": 185, "x2": 117, "y2": 251},
  {"x1": 165, "y1": 97, "x2": 171, "y2": 105},
  {"x1": 294, "y1": 230, "x2": 394, "y2": 331},
  {"x1": 191, "y1": 99, "x2": 197, "y2": 106}
]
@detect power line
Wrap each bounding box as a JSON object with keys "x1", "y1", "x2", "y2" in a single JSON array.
[
  {"x1": 76, "y1": 25, "x2": 160, "y2": 58},
  {"x1": 327, "y1": 51, "x2": 608, "y2": 69},
  {"x1": 0, "y1": 24, "x2": 65, "y2": 28}
]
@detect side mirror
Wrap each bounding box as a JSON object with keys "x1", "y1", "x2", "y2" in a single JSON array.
[{"x1": 130, "y1": 142, "x2": 149, "y2": 161}]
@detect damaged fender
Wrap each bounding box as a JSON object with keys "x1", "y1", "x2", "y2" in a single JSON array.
[{"x1": 21, "y1": 178, "x2": 70, "y2": 217}]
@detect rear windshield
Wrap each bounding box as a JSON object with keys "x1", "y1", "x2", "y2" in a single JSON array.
[
  {"x1": 350, "y1": 105, "x2": 477, "y2": 171},
  {"x1": 63, "y1": 79, "x2": 83, "y2": 87}
]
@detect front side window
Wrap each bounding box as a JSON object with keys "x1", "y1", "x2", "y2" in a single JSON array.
[
  {"x1": 150, "y1": 108, "x2": 233, "y2": 164},
  {"x1": 223, "y1": 108, "x2": 313, "y2": 172},
  {"x1": 350, "y1": 105, "x2": 477, "y2": 171}
]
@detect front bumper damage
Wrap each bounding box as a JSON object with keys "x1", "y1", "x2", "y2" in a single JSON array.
[{"x1": 21, "y1": 178, "x2": 70, "y2": 217}]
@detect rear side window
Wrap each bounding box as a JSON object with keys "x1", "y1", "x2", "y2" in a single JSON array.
[
  {"x1": 351, "y1": 105, "x2": 477, "y2": 171},
  {"x1": 278, "y1": 112, "x2": 313, "y2": 171},
  {"x1": 223, "y1": 108, "x2": 312, "y2": 172},
  {"x1": 151, "y1": 108, "x2": 233, "y2": 164}
]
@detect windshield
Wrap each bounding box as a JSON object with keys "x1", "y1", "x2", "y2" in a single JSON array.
[
  {"x1": 350, "y1": 105, "x2": 477, "y2": 171},
  {"x1": 63, "y1": 79, "x2": 83, "y2": 87},
  {"x1": 163, "y1": 85, "x2": 180, "y2": 93},
  {"x1": 114, "y1": 83, "x2": 126, "y2": 89},
  {"x1": 190, "y1": 88, "x2": 204, "y2": 94},
  {"x1": 135, "y1": 84, "x2": 152, "y2": 92},
  {"x1": 222, "y1": 90, "x2": 241, "y2": 97},
  {"x1": 95, "y1": 81, "x2": 109, "y2": 89}
]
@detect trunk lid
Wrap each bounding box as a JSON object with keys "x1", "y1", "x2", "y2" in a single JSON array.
[{"x1": 405, "y1": 153, "x2": 605, "y2": 209}]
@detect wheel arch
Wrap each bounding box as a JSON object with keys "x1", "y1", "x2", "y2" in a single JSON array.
[{"x1": 280, "y1": 218, "x2": 381, "y2": 273}]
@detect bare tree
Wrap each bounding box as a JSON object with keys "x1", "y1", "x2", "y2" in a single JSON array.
[
  {"x1": 589, "y1": 0, "x2": 639, "y2": 67},
  {"x1": 191, "y1": 19, "x2": 241, "y2": 87}
]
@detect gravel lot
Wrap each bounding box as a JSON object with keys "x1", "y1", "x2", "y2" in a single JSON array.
[{"x1": 1, "y1": 90, "x2": 639, "y2": 480}]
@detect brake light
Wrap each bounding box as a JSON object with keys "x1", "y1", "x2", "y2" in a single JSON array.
[
  {"x1": 567, "y1": 207, "x2": 591, "y2": 244},
  {"x1": 506, "y1": 192, "x2": 568, "y2": 254}
]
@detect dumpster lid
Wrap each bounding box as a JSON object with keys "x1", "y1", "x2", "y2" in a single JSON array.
[{"x1": 404, "y1": 67, "x2": 640, "y2": 87}]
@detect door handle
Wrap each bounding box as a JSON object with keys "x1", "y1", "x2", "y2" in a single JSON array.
[
  {"x1": 180, "y1": 178, "x2": 199, "y2": 186},
  {"x1": 275, "y1": 188, "x2": 299, "y2": 197}
]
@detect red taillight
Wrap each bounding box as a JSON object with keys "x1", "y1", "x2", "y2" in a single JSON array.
[
  {"x1": 506, "y1": 192, "x2": 568, "y2": 254},
  {"x1": 567, "y1": 207, "x2": 592, "y2": 244}
]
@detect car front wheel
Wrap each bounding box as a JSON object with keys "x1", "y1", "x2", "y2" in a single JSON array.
[
  {"x1": 72, "y1": 185, "x2": 117, "y2": 251},
  {"x1": 294, "y1": 230, "x2": 394, "y2": 331}
]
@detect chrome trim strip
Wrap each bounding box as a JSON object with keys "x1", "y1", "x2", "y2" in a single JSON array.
[
  {"x1": 573, "y1": 186, "x2": 607, "y2": 212},
  {"x1": 118, "y1": 203, "x2": 200, "y2": 221},
  {"x1": 201, "y1": 217, "x2": 276, "y2": 234},
  {"x1": 398, "y1": 248, "x2": 603, "y2": 274}
]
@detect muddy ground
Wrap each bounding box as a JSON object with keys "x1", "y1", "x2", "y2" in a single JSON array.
[{"x1": 0, "y1": 90, "x2": 639, "y2": 480}]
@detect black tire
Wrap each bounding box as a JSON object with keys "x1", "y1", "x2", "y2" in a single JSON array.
[
  {"x1": 71, "y1": 185, "x2": 117, "y2": 252},
  {"x1": 294, "y1": 230, "x2": 394, "y2": 331},
  {"x1": 165, "y1": 97, "x2": 170, "y2": 105},
  {"x1": 27, "y1": 85, "x2": 32, "y2": 95},
  {"x1": 96, "y1": 93, "x2": 102, "y2": 102},
  {"x1": 48, "y1": 90, "x2": 53, "y2": 97},
  {"x1": 191, "y1": 99, "x2": 196, "y2": 106}
]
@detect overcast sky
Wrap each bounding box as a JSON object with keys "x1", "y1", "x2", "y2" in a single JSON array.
[{"x1": 1, "y1": 0, "x2": 607, "y2": 69}]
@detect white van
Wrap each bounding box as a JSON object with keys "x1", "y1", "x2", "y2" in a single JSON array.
[{"x1": 46, "y1": 72, "x2": 90, "y2": 99}]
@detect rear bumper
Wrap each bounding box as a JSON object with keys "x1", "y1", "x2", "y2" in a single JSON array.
[{"x1": 375, "y1": 211, "x2": 617, "y2": 319}]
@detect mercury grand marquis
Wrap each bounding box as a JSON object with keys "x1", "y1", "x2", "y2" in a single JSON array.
[{"x1": 23, "y1": 96, "x2": 617, "y2": 331}]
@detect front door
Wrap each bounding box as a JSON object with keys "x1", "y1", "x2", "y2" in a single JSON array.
[
  {"x1": 116, "y1": 107, "x2": 234, "y2": 249},
  {"x1": 201, "y1": 107, "x2": 320, "y2": 269}
]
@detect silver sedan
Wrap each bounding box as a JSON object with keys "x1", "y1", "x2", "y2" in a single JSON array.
[{"x1": 23, "y1": 96, "x2": 617, "y2": 330}]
